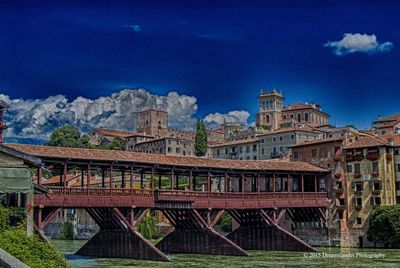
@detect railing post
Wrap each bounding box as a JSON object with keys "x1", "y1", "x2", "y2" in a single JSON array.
[
  {"x1": 130, "y1": 165, "x2": 134, "y2": 190},
  {"x1": 101, "y1": 168, "x2": 105, "y2": 188},
  {"x1": 301, "y1": 174, "x2": 304, "y2": 193},
  {"x1": 81, "y1": 168, "x2": 84, "y2": 188},
  {"x1": 208, "y1": 170, "x2": 211, "y2": 194},
  {"x1": 189, "y1": 169, "x2": 193, "y2": 191},
  {"x1": 63, "y1": 162, "x2": 68, "y2": 188},
  {"x1": 151, "y1": 167, "x2": 155, "y2": 192},
  {"x1": 257, "y1": 172, "x2": 260, "y2": 193},
  {"x1": 140, "y1": 171, "x2": 144, "y2": 190},
  {"x1": 314, "y1": 175, "x2": 318, "y2": 193},
  {"x1": 87, "y1": 163, "x2": 91, "y2": 189},
  {"x1": 158, "y1": 173, "x2": 162, "y2": 190},
  {"x1": 224, "y1": 172, "x2": 228, "y2": 193},
  {"x1": 109, "y1": 165, "x2": 113, "y2": 191},
  {"x1": 37, "y1": 166, "x2": 42, "y2": 186},
  {"x1": 171, "y1": 168, "x2": 174, "y2": 190},
  {"x1": 121, "y1": 169, "x2": 126, "y2": 189}
]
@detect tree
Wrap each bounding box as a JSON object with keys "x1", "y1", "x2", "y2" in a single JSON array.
[
  {"x1": 138, "y1": 214, "x2": 160, "y2": 240},
  {"x1": 59, "y1": 221, "x2": 75, "y2": 240},
  {"x1": 97, "y1": 137, "x2": 125, "y2": 151},
  {"x1": 194, "y1": 119, "x2": 208, "y2": 157},
  {"x1": 46, "y1": 125, "x2": 91, "y2": 148},
  {"x1": 367, "y1": 205, "x2": 400, "y2": 247}
]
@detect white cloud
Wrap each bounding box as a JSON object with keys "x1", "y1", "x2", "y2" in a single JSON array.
[
  {"x1": 203, "y1": 110, "x2": 250, "y2": 129},
  {"x1": 0, "y1": 88, "x2": 198, "y2": 140},
  {"x1": 324, "y1": 33, "x2": 393, "y2": 56},
  {"x1": 129, "y1": 25, "x2": 141, "y2": 32}
]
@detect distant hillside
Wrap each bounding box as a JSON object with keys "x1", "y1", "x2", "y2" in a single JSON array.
[{"x1": 4, "y1": 137, "x2": 47, "y2": 145}]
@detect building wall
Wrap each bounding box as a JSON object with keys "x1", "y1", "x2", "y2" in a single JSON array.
[
  {"x1": 281, "y1": 109, "x2": 329, "y2": 126},
  {"x1": 213, "y1": 141, "x2": 259, "y2": 160},
  {"x1": 136, "y1": 110, "x2": 169, "y2": 138},
  {"x1": 133, "y1": 137, "x2": 195, "y2": 157},
  {"x1": 259, "y1": 131, "x2": 321, "y2": 160},
  {"x1": 344, "y1": 146, "x2": 397, "y2": 247}
]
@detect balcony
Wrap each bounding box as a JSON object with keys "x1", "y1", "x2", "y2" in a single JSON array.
[
  {"x1": 371, "y1": 172, "x2": 379, "y2": 178},
  {"x1": 371, "y1": 190, "x2": 381, "y2": 195},
  {"x1": 354, "y1": 173, "x2": 362, "y2": 179},
  {"x1": 366, "y1": 154, "x2": 379, "y2": 161}
]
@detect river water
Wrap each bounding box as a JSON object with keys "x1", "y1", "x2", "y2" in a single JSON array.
[{"x1": 53, "y1": 240, "x2": 400, "y2": 267}]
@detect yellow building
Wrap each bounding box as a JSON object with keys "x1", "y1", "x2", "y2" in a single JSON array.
[{"x1": 341, "y1": 133, "x2": 398, "y2": 247}]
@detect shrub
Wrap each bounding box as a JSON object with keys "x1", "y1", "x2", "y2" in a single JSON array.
[
  {"x1": 138, "y1": 214, "x2": 160, "y2": 239},
  {"x1": 59, "y1": 221, "x2": 75, "y2": 240}
]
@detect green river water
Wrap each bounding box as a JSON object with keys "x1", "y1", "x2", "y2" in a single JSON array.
[{"x1": 53, "y1": 240, "x2": 400, "y2": 268}]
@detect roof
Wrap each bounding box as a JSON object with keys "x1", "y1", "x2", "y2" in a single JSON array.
[
  {"x1": 345, "y1": 134, "x2": 388, "y2": 149},
  {"x1": 374, "y1": 113, "x2": 400, "y2": 123},
  {"x1": 282, "y1": 103, "x2": 329, "y2": 116},
  {"x1": 211, "y1": 137, "x2": 259, "y2": 148},
  {"x1": 288, "y1": 137, "x2": 344, "y2": 148},
  {"x1": 258, "y1": 125, "x2": 321, "y2": 137},
  {"x1": 135, "y1": 136, "x2": 194, "y2": 146},
  {"x1": 3, "y1": 144, "x2": 327, "y2": 173},
  {"x1": 93, "y1": 128, "x2": 136, "y2": 138}
]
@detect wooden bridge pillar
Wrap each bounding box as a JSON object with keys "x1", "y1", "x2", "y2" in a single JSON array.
[
  {"x1": 76, "y1": 207, "x2": 169, "y2": 261},
  {"x1": 156, "y1": 208, "x2": 247, "y2": 256},
  {"x1": 226, "y1": 209, "x2": 315, "y2": 252}
]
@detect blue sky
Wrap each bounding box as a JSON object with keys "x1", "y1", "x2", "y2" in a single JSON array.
[{"x1": 1, "y1": 0, "x2": 400, "y2": 138}]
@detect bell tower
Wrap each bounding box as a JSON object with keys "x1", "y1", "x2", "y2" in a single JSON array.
[
  {"x1": 256, "y1": 89, "x2": 283, "y2": 131},
  {"x1": 0, "y1": 100, "x2": 8, "y2": 143}
]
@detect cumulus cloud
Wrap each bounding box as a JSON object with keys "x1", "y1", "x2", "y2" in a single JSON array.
[
  {"x1": 203, "y1": 110, "x2": 251, "y2": 129},
  {"x1": 324, "y1": 33, "x2": 393, "y2": 55},
  {"x1": 129, "y1": 25, "x2": 141, "y2": 32},
  {"x1": 0, "y1": 89, "x2": 198, "y2": 140}
]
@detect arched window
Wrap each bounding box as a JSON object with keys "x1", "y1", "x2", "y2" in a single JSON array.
[{"x1": 266, "y1": 115, "x2": 270, "y2": 123}]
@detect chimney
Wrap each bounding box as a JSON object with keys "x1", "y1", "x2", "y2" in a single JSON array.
[{"x1": 0, "y1": 100, "x2": 9, "y2": 143}]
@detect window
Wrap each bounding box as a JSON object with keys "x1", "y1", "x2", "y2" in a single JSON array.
[
  {"x1": 253, "y1": 144, "x2": 257, "y2": 152},
  {"x1": 273, "y1": 137, "x2": 277, "y2": 142},
  {"x1": 168, "y1": 147, "x2": 172, "y2": 153},
  {"x1": 246, "y1": 145, "x2": 250, "y2": 153},
  {"x1": 338, "y1": 211, "x2": 343, "y2": 220},
  {"x1": 356, "y1": 218, "x2": 362, "y2": 225},
  {"x1": 280, "y1": 146, "x2": 284, "y2": 153},
  {"x1": 183, "y1": 151, "x2": 186, "y2": 156},
  {"x1": 168, "y1": 140, "x2": 171, "y2": 144},
  {"x1": 354, "y1": 163, "x2": 361, "y2": 174},
  {"x1": 279, "y1": 136, "x2": 283, "y2": 141},
  {"x1": 397, "y1": 164, "x2": 400, "y2": 172},
  {"x1": 312, "y1": 149, "x2": 317, "y2": 158},
  {"x1": 261, "y1": 148, "x2": 265, "y2": 155},
  {"x1": 305, "y1": 113, "x2": 309, "y2": 122},
  {"x1": 353, "y1": 182, "x2": 363, "y2": 191},
  {"x1": 372, "y1": 181, "x2": 381, "y2": 191},
  {"x1": 225, "y1": 148, "x2": 228, "y2": 154},
  {"x1": 176, "y1": 148, "x2": 180, "y2": 154},
  {"x1": 297, "y1": 113, "x2": 301, "y2": 122},
  {"x1": 216, "y1": 149, "x2": 220, "y2": 156},
  {"x1": 291, "y1": 134, "x2": 295, "y2": 140},
  {"x1": 370, "y1": 197, "x2": 381, "y2": 206},
  {"x1": 246, "y1": 156, "x2": 250, "y2": 160},
  {"x1": 293, "y1": 151, "x2": 299, "y2": 160},
  {"x1": 339, "y1": 198, "x2": 345, "y2": 206},
  {"x1": 372, "y1": 162, "x2": 379, "y2": 173},
  {"x1": 253, "y1": 156, "x2": 257, "y2": 160},
  {"x1": 354, "y1": 197, "x2": 362, "y2": 206},
  {"x1": 395, "y1": 149, "x2": 399, "y2": 155},
  {"x1": 266, "y1": 115, "x2": 270, "y2": 123},
  {"x1": 347, "y1": 164, "x2": 353, "y2": 173},
  {"x1": 261, "y1": 138, "x2": 265, "y2": 144},
  {"x1": 320, "y1": 148, "x2": 327, "y2": 158},
  {"x1": 239, "y1": 146, "x2": 243, "y2": 153}
]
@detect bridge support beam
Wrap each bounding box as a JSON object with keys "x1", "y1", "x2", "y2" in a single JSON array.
[
  {"x1": 76, "y1": 208, "x2": 169, "y2": 261},
  {"x1": 226, "y1": 209, "x2": 315, "y2": 252},
  {"x1": 156, "y1": 208, "x2": 247, "y2": 256}
]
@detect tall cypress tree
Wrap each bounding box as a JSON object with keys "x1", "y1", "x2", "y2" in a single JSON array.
[{"x1": 195, "y1": 119, "x2": 208, "y2": 157}]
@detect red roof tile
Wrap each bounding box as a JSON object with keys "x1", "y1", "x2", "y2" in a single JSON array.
[
  {"x1": 4, "y1": 144, "x2": 327, "y2": 173},
  {"x1": 288, "y1": 137, "x2": 343, "y2": 148},
  {"x1": 345, "y1": 134, "x2": 388, "y2": 149},
  {"x1": 211, "y1": 137, "x2": 259, "y2": 148},
  {"x1": 93, "y1": 128, "x2": 137, "y2": 138}
]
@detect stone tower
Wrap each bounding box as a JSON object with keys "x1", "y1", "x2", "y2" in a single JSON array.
[
  {"x1": 256, "y1": 89, "x2": 283, "y2": 131},
  {"x1": 136, "y1": 109, "x2": 169, "y2": 138},
  {"x1": 0, "y1": 99, "x2": 8, "y2": 143}
]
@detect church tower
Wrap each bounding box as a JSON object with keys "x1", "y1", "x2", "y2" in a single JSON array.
[
  {"x1": 0, "y1": 100, "x2": 8, "y2": 143},
  {"x1": 256, "y1": 89, "x2": 283, "y2": 131}
]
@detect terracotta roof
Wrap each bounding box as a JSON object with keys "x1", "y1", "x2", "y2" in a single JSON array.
[
  {"x1": 382, "y1": 134, "x2": 400, "y2": 147},
  {"x1": 211, "y1": 137, "x2": 259, "y2": 148},
  {"x1": 93, "y1": 128, "x2": 136, "y2": 138},
  {"x1": 374, "y1": 113, "x2": 400, "y2": 123},
  {"x1": 258, "y1": 125, "x2": 321, "y2": 137},
  {"x1": 43, "y1": 173, "x2": 81, "y2": 185},
  {"x1": 345, "y1": 134, "x2": 388, "y2": 149},
  {"x1": 282, "y1": 103, "x2": 329, "y2": 116},
  {"x1": 288, "y1": 137, "x2": 344, "y2": 148},
  {"x1": 3, "y1": 144, "x2": 327, "y2": 173}
]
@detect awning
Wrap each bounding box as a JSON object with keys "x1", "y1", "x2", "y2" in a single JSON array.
[{"x1": 0, "y1": 166, "x2": 33, "y2": 193}]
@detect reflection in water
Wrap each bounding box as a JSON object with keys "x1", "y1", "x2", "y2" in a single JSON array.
[{"x1": 52, "y1": 240, "x2": 400, "y2": 268}]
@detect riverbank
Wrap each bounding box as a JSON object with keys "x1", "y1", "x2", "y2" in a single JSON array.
[{"x1": 53, "y1": 240, "x2": 400, "y2": 268}]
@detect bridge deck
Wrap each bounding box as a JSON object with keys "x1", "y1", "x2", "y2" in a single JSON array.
[{"x1": 34, "y1": 187, "x2": 328, "y2": 209}]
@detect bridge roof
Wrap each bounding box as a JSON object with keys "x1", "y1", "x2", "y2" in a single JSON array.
[{"x1": 3, "y1": 144, "x2": 327, "y2": 173}]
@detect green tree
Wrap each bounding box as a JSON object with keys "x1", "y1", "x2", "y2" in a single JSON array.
[
  {"x1": 138, "y1": 214, "x2": 160, "y2": 240},
  {"x1": 46, "y1": 125, "x2": 91, "y2": 148},
  {"x1": 218, "y1": 211, "x2": 232, "y2": 233},
  {"x1": 98, "y1": 137, "x2": 125, "y2": 151},
  {"x1": 194, "y1": 119, "x2": 208, "y2": 157},
  {"x1": 59, "y1": 221, "x2": 75, "y2": 240},
  {"x1": 367, "y1": 205, "x2": 400, "y2": 247}
]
